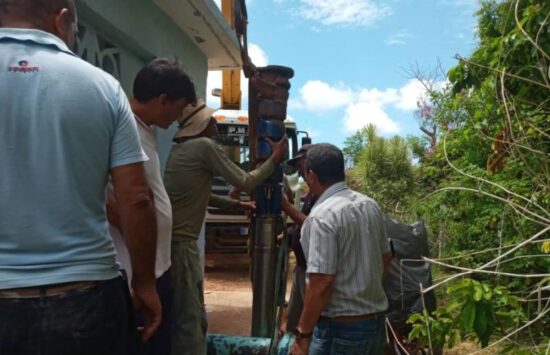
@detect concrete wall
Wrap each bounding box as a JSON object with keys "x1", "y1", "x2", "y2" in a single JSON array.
[{"x1": 74, "y1": 0, "x2": 208, "y2": 169}]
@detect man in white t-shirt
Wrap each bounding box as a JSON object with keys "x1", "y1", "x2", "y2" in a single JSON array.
[{"x1": 107, "y1": 58, "x2": 197, "y2": 355}]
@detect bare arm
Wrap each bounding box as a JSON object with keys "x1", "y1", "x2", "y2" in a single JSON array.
[
  {"x1": 297, "y1": 273, "x2": 335, "y2": 333},
  {"x1": 106, "y1": 200, "x2": 121, "y2": 232},
  {"x1": 111, "y1": 162, "x2": 160, "y2": 342},
  {"x1": 291, "y1": 273, "x2": 335, "y2": 354},
  {"x1": 282, "y1": 197, "x2": 307, "y2": 225}
]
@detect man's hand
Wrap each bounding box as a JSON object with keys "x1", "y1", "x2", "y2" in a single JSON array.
[
  {"x1": 236, "y1": 200, "x2": 256, "y2": 218},
  {"x1": 290, "y1": 338, "x2": 311, "y2": 355},
  {"x1": 236, "y1": 200, "x2": 256, "y2": 211},
  {"x1": 267, "y1": 136, "x2": 288, "y2": 164},
  {"x1": 111, "y1": 163, "x2": 160, "y2": 342},
  {"x1": 132, "y1": 283, "x2": 162, "y2": 342},
  {"x1": 281, "y1": 194, "x2": 293, "y2": 213}
]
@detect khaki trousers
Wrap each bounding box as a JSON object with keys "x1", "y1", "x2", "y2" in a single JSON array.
[{"x1": 171, "y1": 240, "x2": 207, "y2": 355}]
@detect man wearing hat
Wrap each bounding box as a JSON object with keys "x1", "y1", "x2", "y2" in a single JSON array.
[
  {"x1": 282, "y1": 144, "x2": 318, "y2": 335},
  {"x1": 164, "y1": 100, "x2": 288, "y2": 355}
]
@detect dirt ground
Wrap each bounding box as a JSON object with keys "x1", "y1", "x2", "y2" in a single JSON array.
[{"x1": 204, "y1": 253, "x2": 254, "y2": 336}]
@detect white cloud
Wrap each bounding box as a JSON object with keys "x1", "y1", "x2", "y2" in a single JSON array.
[
  {"x1": 296, "y1": 79, "x2": 429, "y2": 113},
  {"x1": 344, "y1": 102, "x2": 400, "y2": 134},
  {"x1": 296, "y1": 0, "x2": 391, "y2": 27},
  {"x1": 357, "y1": 87, "x2": 400, "y2": 106},
  {"x1": 206, "y1": 43, "x2": 269, "y2": 108},
  {"x1": 395, "y1": 79, "x2": 427, "y2": 110},
  {"x1": 248, "y1": 43, "x2": 269, "y2": 67},
  {"x1": 292, "y1": 78, "x2": 439, "y2": 134},
  {"x1": 298, "y1": 81, "x2": 353, "y2": 111},
  {"x1": 385, "y1": 30, "x2": 412, "y2": 46}
]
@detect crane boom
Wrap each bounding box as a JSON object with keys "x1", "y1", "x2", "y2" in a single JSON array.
[{"x1": 221, "y1": 0, "x2": 242, "y2": 110}]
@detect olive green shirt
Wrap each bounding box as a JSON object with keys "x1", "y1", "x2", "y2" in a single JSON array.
[{"x1": 164, "y1": 137, "x2": 275, "y2": 241}]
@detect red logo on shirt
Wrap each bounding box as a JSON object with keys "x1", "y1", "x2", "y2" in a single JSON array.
[{"x1": 9, "y1": 60, "x2": 39, "y2": 73}]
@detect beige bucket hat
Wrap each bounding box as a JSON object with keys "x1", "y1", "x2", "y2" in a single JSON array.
[{"x1": 173, "y1": 98, "x2": 217, "y2": 139}]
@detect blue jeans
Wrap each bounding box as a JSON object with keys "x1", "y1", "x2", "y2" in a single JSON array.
[
  {"x1": 0, "y1": 277, "x2": 132, "y2": 355},
  {"x1": 309, "y1": 315, "x2": 386, "y2": 355}
]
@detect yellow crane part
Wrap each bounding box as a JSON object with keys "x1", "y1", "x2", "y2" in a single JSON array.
[{"x1": 221, "y1": 0, "x2": 242, "y2": 110}]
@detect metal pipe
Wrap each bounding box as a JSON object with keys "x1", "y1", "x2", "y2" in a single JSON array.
[
  {"x1": 249, "y1": 65, "x2": 294, "y2": 338},
  {"x1": 251, "y1": 216, "x2": 278, "y2": 338}
]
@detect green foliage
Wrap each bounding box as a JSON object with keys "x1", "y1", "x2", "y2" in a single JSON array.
[
  {"x1": 342, "y1": 131, "x2": 365, "y2": 166},
  {"x1": 408, "y1": 279, "x2": 525, "y2": 349},
  {"x1": 343, "y1": 0, "x2": 549, "y2": 351},
  {"x1": 345, "y1": 124, "x2": 415, "y2": 214},
  {"x1": 403, "y1": 0, "x2": 550, "y2": 351}
]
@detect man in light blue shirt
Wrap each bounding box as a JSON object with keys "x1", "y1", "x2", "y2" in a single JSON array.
[{"x1": 0, "y1": 1, "x2": 161, "y2": 353}]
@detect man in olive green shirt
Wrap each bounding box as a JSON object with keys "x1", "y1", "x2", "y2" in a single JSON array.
[{"x1": 164, "y1": 99, "x2": 287, "y2": 355}]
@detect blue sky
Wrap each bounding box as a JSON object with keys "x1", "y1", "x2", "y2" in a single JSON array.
[{"x1": 209, "y1": 0, "x2": 480, "y2": 148}]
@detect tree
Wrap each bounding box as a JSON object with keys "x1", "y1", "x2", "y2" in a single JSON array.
[
  {"x1": 406, "y1": 0, "x2": 550, "y2": 352},
  {"x1": 348, "y1": 125, "x2": 415, "y2": 215},
  {"x1": 342, "y1": 130, "x2": 365, "y2": 167}
]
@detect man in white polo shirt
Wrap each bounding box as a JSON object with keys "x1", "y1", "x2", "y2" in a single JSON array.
[{"x1": 107, "y1": 58, "x2": 197, "y2": 355}]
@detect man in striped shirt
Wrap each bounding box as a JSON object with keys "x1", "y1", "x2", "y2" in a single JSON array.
[{"x1": 291, "y1": 143, "x2": 392, "y2": 355}]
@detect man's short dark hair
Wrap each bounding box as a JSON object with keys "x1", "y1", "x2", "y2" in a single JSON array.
[
  {"x1": 133, "y1": 58, "x2": 197, "y2": 104},
  {"x1": 0, "y1": 0, "x2": 74, "y2": 25},
  {"x1": 306, "y1": 143, "x2": 346, "y2": 186}
]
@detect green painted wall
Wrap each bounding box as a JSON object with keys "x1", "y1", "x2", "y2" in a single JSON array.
[{"x1": 74, "y1": 0, "x2": 208, "y2": 169}]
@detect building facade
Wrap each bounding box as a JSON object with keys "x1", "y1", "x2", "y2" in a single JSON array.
[{"x1": 74, "y1": 0, "x2": 240, "y2": 167}]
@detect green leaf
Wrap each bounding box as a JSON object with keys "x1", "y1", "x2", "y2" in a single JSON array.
[
  {"x1": 447, "y1": 279, "x2": 472, "y2": 295},
  {"x1": 473, "y1": 302, "x2": 489, "y2": 347},
  {"x1": 461, "y1": 300, "x2": 476, "y2": 331},
  {"x1": 473, "y1": 285, "x2": 483, "y2": 301}
]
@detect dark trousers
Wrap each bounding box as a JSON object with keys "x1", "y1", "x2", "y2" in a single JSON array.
[
  {"x1": 131, "y1": 267, "x2": 174, "y2": 355},
  {"x1": 0, "y1": 277, "x2": 131, "y2": 355}
]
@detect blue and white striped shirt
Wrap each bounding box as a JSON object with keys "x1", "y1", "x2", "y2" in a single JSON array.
[{"x1": 301, "y1": 182, "x2": 390, "y2": 317}]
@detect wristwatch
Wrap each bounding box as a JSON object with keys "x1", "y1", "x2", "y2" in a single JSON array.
[{"x1": 295, "y1": 327, "x2": 313, "y2": 340}]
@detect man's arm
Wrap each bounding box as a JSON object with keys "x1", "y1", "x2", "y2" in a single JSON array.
[
  {"x1": 208, "y1": 193, "x2": 255, "y2": 211},
  {"x1": 297, "y1": 273, "x2": 334, "y2": 332},
  {"x1": 111, "y1": 162, "x2": 161, "y2": 342},
  {"x1": 204, "y1": 137, "x2": 287, "y2": 192},
  {"x1": 106, "y1": 197, "x2": 121, "y2": 232},
  {"x1": 290, "y1": 273, "x2": 334, "y2": 355},
  {"x1": 282, "y1": 197, "x2": 307, "y2": 225},
  {"x1": 291, "y1": 216, "x2": 337, "y2": 354}
]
